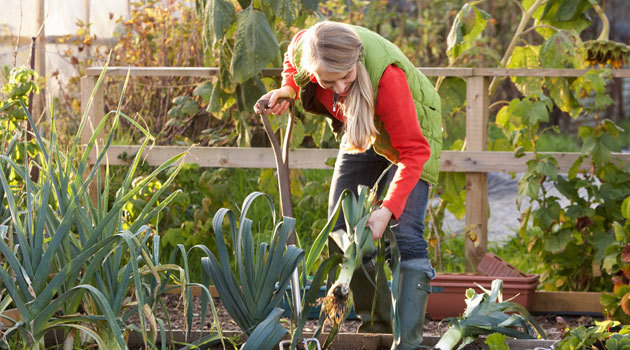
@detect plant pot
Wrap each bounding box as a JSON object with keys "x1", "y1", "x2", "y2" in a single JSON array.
[{"x1": 427, "y1": 273, "x2": 540, "y2": 320}]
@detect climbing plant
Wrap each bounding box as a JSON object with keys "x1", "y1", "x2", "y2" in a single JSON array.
[{"x1": 428, "y1": 0, "x2": 630, "y2": 291}]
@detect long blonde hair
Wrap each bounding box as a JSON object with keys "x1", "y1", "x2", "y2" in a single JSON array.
[{"x1": 301, "y1": 21, "x2": 377, "y2": 153}]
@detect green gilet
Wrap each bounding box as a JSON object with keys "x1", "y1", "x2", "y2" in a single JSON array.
[{"x1": 291, "y1": 25, "x2": 442, "y2": 185}]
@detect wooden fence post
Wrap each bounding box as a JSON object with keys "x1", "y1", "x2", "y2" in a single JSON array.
[
  {"x1": 80, "y1": 76, "x2": 105, "y2": 145},
  {"x1": 464, "y1": 75, "x2": 489, "y2": 272},
  {"x1": 80, "y1": 75, "x2": 105, "y2": 203}
]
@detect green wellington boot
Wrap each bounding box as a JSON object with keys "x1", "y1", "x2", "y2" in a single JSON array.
[
  {"x1": 350, "y1": 260, "x2": 392, "y2": 334},
  {"x1": 392, "y1": 267, "x2": 430, "y2": 350}
]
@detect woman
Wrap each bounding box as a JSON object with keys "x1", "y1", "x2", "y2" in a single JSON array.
[{"x1": 255, "y1": 21, "x2": 442, "y2": 350}]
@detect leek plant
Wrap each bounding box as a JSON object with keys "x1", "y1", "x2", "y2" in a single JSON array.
[
  {"x1": 0, "y1": 64, "x2": 199, "y2": 349},
  {"x1": 322, "y1": 185, "x2": 379, "y2": 325},
  {"x1": 433, "y1": 279, "x2": 546, "y2": 350},
  {"x1": 201, "y1": 192, "x2": 305, "y2": 348},
  {"x1": 309, "y1": 180, "x2": 401, "y2": 350}
]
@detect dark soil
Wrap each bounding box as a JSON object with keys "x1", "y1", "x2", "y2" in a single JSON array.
[{"x1": 147, "y1": 294, "x2": 601, "y2": 341}]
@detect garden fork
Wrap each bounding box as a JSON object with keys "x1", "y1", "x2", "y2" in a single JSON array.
[{"x1": 256, "y1": 97, "x2": 302, "y2": 320}]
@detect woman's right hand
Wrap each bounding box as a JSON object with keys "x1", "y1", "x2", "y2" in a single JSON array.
[{"x1": 254, "y1": 86, "x2": 297, "y2": 115}]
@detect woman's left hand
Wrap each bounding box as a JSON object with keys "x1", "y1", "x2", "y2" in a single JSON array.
[{"x1": 367, "y1": 207, "x2": 393, "y2": 240}]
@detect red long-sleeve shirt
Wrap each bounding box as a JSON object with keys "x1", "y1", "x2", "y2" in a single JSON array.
[{"x1": 281, "y1": 31, "x2": 431, "y2": 219}]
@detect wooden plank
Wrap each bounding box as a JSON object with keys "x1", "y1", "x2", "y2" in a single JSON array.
[
  {"x1": 33, "y1": 0, "x2": 46, "y2": 122},
  {"x1": 89, "y1": 147, "x2": 630, "y2": 172},
  {"x1": 441, "y1": 151, "x2": 630, "y2": 172},
  {"x1": 80, "y1": 76, "x2": 104, "y2": 145},
  {"x1": 417, "y1": 67, "x2": 474, "y2": 76},
  {"x1": 86, "y1": 66, "x2": 630, "y2": 78},
  {"x1": 465, "y1": 173, "x2": 489, "y2": 271},
  {"x1": 0, "y1": 35, "x2": 116, "y2": 45},
  {"x1": 465, "y1": 77, "x2": 490, "y2": 151},
  {"x1": 476, "y1": 67, "x2": 630, "y2": 78},
  {"x1": 94, "y1": 146, "x2": 339, "y2": 169},
  {"x1": 465, "y1": 76, "x2": 490, "y2": 272},
  {"x1": 531, "y1": 291, "x2": 602, "y2": 314},
  {"x1": 86, "y1": 67, "x2": 284, "y2": 77},
  {"x1": 80, "y1": 76, "x2": 105, "y2": 204}
]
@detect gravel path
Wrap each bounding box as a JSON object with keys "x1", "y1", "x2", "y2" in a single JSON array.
[{"x1": 441, "y1": 172, "x2": 571, "y2": 245}]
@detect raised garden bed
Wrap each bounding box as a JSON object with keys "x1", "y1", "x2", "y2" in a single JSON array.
[
  {"x1": 19, "y1": 287, "x2": 604, "y2": 348},
  {"x1": 42, "y1": 329, "x2": 558, "y2": 350},
  {"x1": 123, "y1": 294, "x2": 598, "y2": 347}
]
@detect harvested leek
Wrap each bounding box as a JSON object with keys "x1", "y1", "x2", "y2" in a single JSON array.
[{"x1": 434, "y1": 279, "x2": 546, "y2": 350}]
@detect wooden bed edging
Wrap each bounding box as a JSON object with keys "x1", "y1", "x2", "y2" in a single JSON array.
[
  {"x1": 162, "y1": 285, "x2": 604, "y2": 315},
  {"x1": 43, "y1": 329, "x2": 557, "y2": 350},
  {"x1": 531, "y1": 291, "x2": 603, "y2": 315}
]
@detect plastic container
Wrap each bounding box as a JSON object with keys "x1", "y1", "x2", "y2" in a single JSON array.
[
  {"x1": 476, "y1": 252, "x2": 527, "y2": 278},
  {"x1": 426, "y1": 273, "x2": 539, "y2": 320}
]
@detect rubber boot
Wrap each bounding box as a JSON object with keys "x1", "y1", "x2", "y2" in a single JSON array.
[
  {"x1": 392, "y1": 268, "x2": 430, "y2": 350},
  {"x1": 350, "y1": 259, "x2": 392, "y2": 333}
]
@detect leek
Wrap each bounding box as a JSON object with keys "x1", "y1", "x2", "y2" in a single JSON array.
[{"x1": 434, "y1": 279, "x2": 546, "y2": 350}]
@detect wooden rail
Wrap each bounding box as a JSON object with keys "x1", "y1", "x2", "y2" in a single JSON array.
[{"x1": 81, "y1": 67, "x2": 630, "y2": 272}]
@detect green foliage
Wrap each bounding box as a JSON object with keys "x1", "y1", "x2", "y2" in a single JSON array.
[
  {"x1": 485, "y1": 333, "x2": 510, "y2": 350},
  {"x1": 119, "y1": 164, "x2": 331, "y2": 281},
  {"x1": 606, "y1": 332, "x2": 630, "y2": 350},
  {"x1": 57, "y1": 0, "x2": 225, "y2": 147},
  {"x1": 201, "y1": 192, "x2": 303, "y2": 342},
  {"x1": 0, "y1": 66, "x2": 215, "y2": 348},
  {"x1": 555, "y1": 320, "x2": 627, "y2": 350},
  {"x1": 0, "y1": 67, "x2": 40, "y2": 123},
  {"x1": 518, "y1": 120, "x2": 630, "y2": 291},
  {"x1": 535, "y1": 0, "x2": 593, "y2": 39},
  {"x1": 601, "y1": 284, "x2": 630, "y2": 324},
  {"x1": 599, "y1": 195, "x2": 630, "y2": 323},
  {"x1": 446, "y1": 3, "x2": 491, "y2": 63},
  {"x1": 231, "y1": 7, "x2": 279, "y2": 84},
  {"x1": 430, "y1": 0, "x2": 630, "y2": 295},
  {"x1": 197, "y1": 0, "x2": 314, "y2": 112}
]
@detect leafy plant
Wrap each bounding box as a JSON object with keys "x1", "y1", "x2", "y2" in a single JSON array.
[
  {"x1": 517, "y1": 116, "x2": 630, "y2": 291},
  {"x1": 600, "y1": 196, "x2": 630, "y2": 322},
  {"x1": 309, "y1": 182, "x2": 401, "y2": 350},
  {"x1": 484, "y1": 333, "x2": 510, "y2": 350},
  {"x1": 0, "y1": 63, "x2": 213, "y2": 349},
  {"x1": 56, "y1": 0, "x2": 218, "y2": 147},
  {"x1": 426, "y1": 0, "x2": 610, "y2": 270},
  {"x1": 201, "y1": 192, "x2": 304, "y2": 346},
  {"x1": 429, "y1": 1, "x2": 630, "y2": 292},
  {"x1": 433, "y1": 279, "x2": 545, "y2": 350},
  {"x1": 554, "y1": 320, "x2": 627, "y2": 350},
  {"x1": 605, "y1": 330, "x2": 630, "y2": 350},
  {"x1": 119, "y1": 164, "x2": 331, "y2": 282}
]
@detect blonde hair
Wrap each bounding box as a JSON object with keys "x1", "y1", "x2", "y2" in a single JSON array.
[{"x1": 301, "y1": 21, "x2": 377, "y2": 153}]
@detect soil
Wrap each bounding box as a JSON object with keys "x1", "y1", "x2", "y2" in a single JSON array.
[{"x1": 147, "y1": 294, "x2": 601, "y2": 342}]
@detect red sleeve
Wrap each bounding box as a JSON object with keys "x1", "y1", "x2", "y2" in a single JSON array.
[
  {"x1": 376, "y1": 65, "x2": 431, "y2": 219},
  {"x1": 281, "y1": 30, "x2": 307, "y2": 99}
]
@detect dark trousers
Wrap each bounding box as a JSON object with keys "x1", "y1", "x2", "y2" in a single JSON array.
[{"x1": 328, "y1": 147, "x2": 430, "y2": 261}]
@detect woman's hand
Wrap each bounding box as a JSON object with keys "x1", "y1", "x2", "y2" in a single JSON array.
[
  {"x1": 367, "y1": 206, "x2": 393, "y2": 240},
  {"x1": 253, "y1": 86, "x2": 296, "y2": 115}
]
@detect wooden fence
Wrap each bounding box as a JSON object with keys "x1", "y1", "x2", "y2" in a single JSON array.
[{"x1": 81, "y1": 67, "x2": 630, "y2": 272}]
